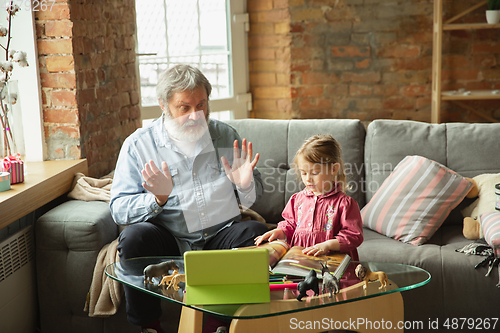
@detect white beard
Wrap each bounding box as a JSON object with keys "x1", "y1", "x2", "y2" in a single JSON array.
[{"x1": 163, "y1": 110, "x2": 209, "y2": 142}]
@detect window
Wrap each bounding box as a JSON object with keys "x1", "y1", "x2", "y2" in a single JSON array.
[
  {"x1": 0, "y1": 3, "x2": 44, "y2": 161},
  {"x1": 135, "y1": 0, "x2": 251, "y2": 124}
]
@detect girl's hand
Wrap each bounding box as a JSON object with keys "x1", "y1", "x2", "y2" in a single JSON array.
[
  {"x1": 302, "y1": 240, "x2": 339, "y2": 257},
  {"x1": 302, "y1": 244, "x2": 329, "y2": 257},
  {"x1": 254, "y1": 228, "x2": 285, "y2": 246}
]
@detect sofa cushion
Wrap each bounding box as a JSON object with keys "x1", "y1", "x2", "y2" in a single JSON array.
[
  {"x1": 226, "y1": 119, "x2": 366, "y2": 223},
  {"x1": 481, "y1": 212, "x2": 500, "y2": 257},
  {"x1": 446, "y1": 123, "x2": 500, "y2": 178},
  {"x1": 361, "y1": 155, "x2": 472, "y2": 245},
  {"x1": 364, "y1": 120, "x2": 447, "y2": 204}
]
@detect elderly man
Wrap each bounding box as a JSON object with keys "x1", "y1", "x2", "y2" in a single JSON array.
[{"x1": 110, "y1": 64, "x2": 268, "y2": 333}]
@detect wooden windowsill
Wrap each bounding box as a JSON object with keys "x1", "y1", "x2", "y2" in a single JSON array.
[{"x1": 0, "y1": 159, "x2": 88, "y2": 229}]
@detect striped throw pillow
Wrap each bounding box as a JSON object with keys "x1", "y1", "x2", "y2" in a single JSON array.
[
  {"x1": 361, "y1": 155, "x2": 472, "y2": 245},
  {"x1": 480, "y1": 212, "x2": 500, "y2": 257}
]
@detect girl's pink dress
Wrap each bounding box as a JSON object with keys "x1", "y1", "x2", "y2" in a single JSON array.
[{"x1": 277, "y1": 186, "x2": 364, "y2": 261}]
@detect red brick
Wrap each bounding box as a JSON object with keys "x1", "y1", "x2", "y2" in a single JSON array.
[
  {"x1": 295, "y1": 85, "x2": 324, "y2": 98},
  {"x1": 257, "y1": 9, "x2": 290, "y2": 23},
  {"x1": 472, "y1": 42, "x2": 500, "y2": 54},
  {"x1": 290, "y1": 22, "x2": 305, "y2": 33},
  {"x1": 291, "y1": 61, "x2": 311, "y2": 72},
  {"x1": 441, "y1": 69, "x2": 480, "y2": 81},
  {"x1": 253, "y1": 86, "x2": 291, "y2": 99},
  {"x1": 116, "y1": 78, "x2": 135, "y2": 92},
  {"x1": 129, "y1": 105, "x2": 142, "y2": 119},
  {"x1": 325, "y1": 84, "x2": 349, "y2": 96},
  {"x1": 277, "y1": 98, "x2": 292, "y2": 113},
  {"x1": 96, "y1": 84, "x2": 116, "y2": 100},
  {"x1": 378, "y1": 45, "x2": 420, "y2": 58},
  {"x1": 249, "y1": 34, "x2": 290, "y2": 48},
  {"x1": 293, "y1": 47, "x2": 323, "y2": 59},
  {"x1": 482, "y1": 69, "x2": 500, "y2": 81},
  {"x1": 342, "y1": 72, "x2": 380, "y2": 83},
  {"x1": 291, "y1": 8, "x2": 323, "y2": 21},
  {"x1": 43, "y1": 108, "x2": 79, "y2": 124},
  {"x1": 119, "y1": 92, "x2": 131, "y2": 106},
  {"x1": 273, "y1": 0, "x2": 289, "y2": 9},
  {"x1": 46, "y1": 55, "x2": 75, "y2": 72},
  {"x1": 396, "y1": 57, "x2": 432, "y2": 70},
  {"x1": 383, "y1": 96, "x2": 415, "y2": 110},
  {"x1": 81, "y1": 71, "x2": 95, "y2": 88},
  {"x1": 248, "y1": 0, "x2": 273, "y2": 12},
  {"x1": 299, "y1": 97, "x2": 332, "y2": 110},
  {"x1": 331, "y1": 46, "x2": 370, "y2": 57},
  {"x1": 471, "y1": 55, "x2": 496, "y2": 68},
  {"x1": 443, "y1": 55, "x2": 469, "y2": 69},
  {"x1": 45, "y1": 21, "x2": 73, "y2": 37},
  {"x1": 401, "y1": 85, "x2": 427, "y2": 97},
  {"x1": 250, "y1": 73, "x2": 277, "y2": 86},
  {"x1": 49, "y1": 125, "x2": 80, "y2": 139},
  {"x1": 35, "y1": 3, "x2": 70, "y2": 20},
  {"x1": 355, "y1": 59, "x2": 372, "y2": 69},
  {"x1": 249, "y1": 23, "x2": 275, "y2": 35},
  {"x1": 302, "y1": 72, "x2": 339, "y2": 85},
  {"x1": 52, "y1": 90, "x2": 77, "y2": 107},
  {"x1": 40, "y1": 73, "x2": 76, "y2": 89},
  {"x1": 130, "y1": 90, "x2": 140, "y2": 105},
  {"x1": 78, "y1": 88, "x2": 96, "y2": 105},
  {"x1": 252, "y1": 99, "x2": 278, "y2": 112},
  {"x1": 276, "y1": 73, "x2": 291, "y2": 85},
  {"x1": 416, "y1": 97, "x2": 431, "y2": 109},
  {"x1": 37, "y1": 39, "x2": 73, "y2": 55},
  {"x1": 349, "y1": 85, "x2": 372, "y2": 96},
  {"x1": 374, "y1": 84, "x2": 398, "y2": 96}
]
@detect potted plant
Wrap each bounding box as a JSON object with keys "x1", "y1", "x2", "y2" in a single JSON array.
[{"x1": 486, "y1": 0, "x2": 500, "y2": 24}]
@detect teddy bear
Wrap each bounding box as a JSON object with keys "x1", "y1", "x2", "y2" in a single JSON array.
[{"x1": 462, "y1": 173, "x2": 500, "y2": 240}]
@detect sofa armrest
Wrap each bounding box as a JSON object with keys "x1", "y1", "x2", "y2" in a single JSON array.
[{"x1": 36, "y1": 200, "x2": 119, "y2": 333}]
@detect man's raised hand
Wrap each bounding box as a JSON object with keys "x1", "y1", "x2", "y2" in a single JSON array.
[
  {"x1": 221, "y1": 138, "x2": 259, "y2": 191},
  {"x1": 142, "y1": 160, "x2": 173, "y2": 206}
]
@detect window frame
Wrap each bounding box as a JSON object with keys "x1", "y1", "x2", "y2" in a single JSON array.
[
  {"x1": 1, "y1": 4, "x2": 44, "y2": 161},
  {"x1": 138, "y1": 0, "x2": 251, "y2": 123}
]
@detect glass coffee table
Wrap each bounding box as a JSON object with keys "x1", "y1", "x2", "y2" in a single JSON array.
[{"x1": 106, "y1": 257, "x2": 430, "y2": 333}]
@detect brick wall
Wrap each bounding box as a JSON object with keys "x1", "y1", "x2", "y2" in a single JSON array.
[
  {"x1": 248, "y1": 0, "x2": 293, "y2": 119},
  {"x1": 35, "y1": 0, "x2": 140, "y2": 177},
  {"x1": 248, "y1": 0, "x2": 500, "y2": 122}
]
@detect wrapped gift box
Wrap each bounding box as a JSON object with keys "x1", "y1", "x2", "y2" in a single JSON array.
[
  {"x1": 2, "y1": 155, "x2": 24, "y2": 184},
  {"x1": 0, "y1": 172, "x2": 10, "y2": 191}
]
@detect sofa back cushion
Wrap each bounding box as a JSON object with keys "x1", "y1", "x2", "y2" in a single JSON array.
[
  {"x1": 446, "y1": 123, "x2": 500, "y2": 178},
  {"x1": 364, "y1": 120, "x2": 447, "y2": 204},
  {"x1": 361, "y1": 155, "x2": 472, "y2": 245},
  {"x1": 364, "y1": 120, "x2": 500, "y2": 227},
  {"x1": 226, "y1": 119, "x2": 366, "y2": 224}
]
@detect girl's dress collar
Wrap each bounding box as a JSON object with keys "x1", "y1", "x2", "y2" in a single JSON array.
[{"x1": 303, "y1": 183, "x2": 341, "y2": 198}]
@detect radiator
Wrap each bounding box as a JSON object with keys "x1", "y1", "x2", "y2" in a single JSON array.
[{"x1": 0, "y1": 225, "x2": 37, "y2": 333}]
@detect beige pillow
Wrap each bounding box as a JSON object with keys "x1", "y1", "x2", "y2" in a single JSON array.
[{"x1": 462, "y1": 173, "x2": 500, "y2": 223}]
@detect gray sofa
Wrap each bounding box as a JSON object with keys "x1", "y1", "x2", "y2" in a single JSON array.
[{"x1": 36, "y1": 119, "x2": 500, "y2": 333}]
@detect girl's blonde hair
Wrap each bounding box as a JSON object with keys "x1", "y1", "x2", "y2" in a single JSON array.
[{"x1": 293, "y1": 134, "x2": 348, "y2": 192}]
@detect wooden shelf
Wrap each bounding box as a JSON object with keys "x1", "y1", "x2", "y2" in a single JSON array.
[
  {"x1": 431, "y1": 0, "x2": 500, "y2": 123},
  {"x1": 441, "y1": 90, "x2": 500, "y2": 100},
  {"x1": 0, "y1": 159, "x2": 88, "y2": 229},
  {"x1": 443, "y1": 23, "x2": 500, "y2": 30}
]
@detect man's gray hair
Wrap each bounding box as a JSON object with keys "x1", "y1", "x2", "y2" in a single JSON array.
[{"x1": 156, "y1": 64, "x2": 212, "y2": 105}]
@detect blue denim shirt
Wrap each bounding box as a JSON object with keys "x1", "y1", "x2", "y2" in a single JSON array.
[{"x1": 109, "y1": 117, "x2": 263, "y2": 253}]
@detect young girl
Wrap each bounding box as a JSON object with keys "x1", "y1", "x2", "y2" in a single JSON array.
[{"x1": 255, "y1": 134, "x2": 363, "y2": 261}]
